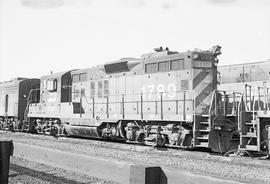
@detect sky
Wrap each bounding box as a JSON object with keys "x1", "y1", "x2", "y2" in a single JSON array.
[{"x1": 0, "y1": 0, "x2": 270, "y2": 81}]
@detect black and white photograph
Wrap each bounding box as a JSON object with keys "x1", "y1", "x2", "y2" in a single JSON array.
[{"x1": 0, "y1": 0, "x2": 270, "y2": 183}]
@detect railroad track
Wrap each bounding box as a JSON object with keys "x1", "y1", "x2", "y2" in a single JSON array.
[{"x1": 0, "y1": 128, "x2": 206, "y2": 154}]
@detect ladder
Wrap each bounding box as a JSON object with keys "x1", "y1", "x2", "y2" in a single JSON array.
[
  {"x1": 24, "y1": 90, "x2": 33, "y2": 120},
  {"x1": 194, "y1": 90, "x2": 225, "y2": 148},
  {"x1": 238, "y1": 84, "x2": 270, "y2": 154},
  {"x1": 23, "y1": 89, "x2": 35, "y2": 131},
  {"x1": 195, "y1": 114, "x2": 211, "y2": 147},
  {"x1": 195, "y1": 90, "x2": 241, "y2": 150}
]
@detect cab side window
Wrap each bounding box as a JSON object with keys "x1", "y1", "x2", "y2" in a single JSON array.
[
  {"x1": 47, "y1": 79, "x2": 57, "y2": 92},
  {"x1": 98, "y1": 81, "x2": 103, "y2": 98},
  {"x1": 72, "y1": 73, "x2": 86, "y2": 83},
  {"x1": 90, "y1": 81, "x2": 95, "y2": 98},
  {"x1": 72, "y1": 74, "x2": 79, "y2": 83},
  {"x1": 43, "y1": 80, "x2": 47, "y2": 89},
  {"x1": 79, "y1": 73, "x2": 87, "y2": 82},
  {"x1": 104, "y1": 80, "x2": 109, "y2": 97}
]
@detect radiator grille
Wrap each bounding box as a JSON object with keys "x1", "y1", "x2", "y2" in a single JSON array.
[{"x1": 181, "y1": 80, "x2": 189, "y2": 90}]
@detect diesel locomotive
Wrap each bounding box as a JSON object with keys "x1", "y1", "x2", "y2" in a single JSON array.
[{"x1": 2, "y1": 46, "x2": 270, "y2": 156}]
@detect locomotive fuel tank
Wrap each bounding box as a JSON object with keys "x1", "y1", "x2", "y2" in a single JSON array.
[{"x1": 64, "y1": 124, "x2": 101, "y2": 138}]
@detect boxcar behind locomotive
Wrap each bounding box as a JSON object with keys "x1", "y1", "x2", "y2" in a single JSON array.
[
  {"x1": 217, "y1": 60, "x2": 270, "y2": 156},
  {"x1": 218, "y1": 60, "x2": 270, "y2": 92},
  {"x1": 0, "y1": 78, "x2": 40, "y2": 130}
]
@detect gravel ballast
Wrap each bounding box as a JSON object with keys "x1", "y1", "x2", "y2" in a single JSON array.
[
  {"x1": 9, "y1": 157, "x2": 118, "y2": 184},
  {"x1": 1, "y1": 130, "x2": 270, "y2": 184}
]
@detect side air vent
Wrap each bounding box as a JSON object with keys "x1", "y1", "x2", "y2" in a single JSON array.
[
  {"x1": 181, "y1": 80, "x2": 190, "y2": 90},
  {"x1": 104, "y1": 61, "x2": 129, "y2": 74},
  {"x1": 104, "y1": 58, "x2": 140, "y2": 74}
]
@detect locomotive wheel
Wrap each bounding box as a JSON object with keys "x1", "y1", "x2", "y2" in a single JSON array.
[
  {"x1": 51, "y1": 126, "x2": 59, "y2": 137},
  {"x1": 137, "y1": 132, "x2": 145, "y2": 144},
  {"x1": 118, "y1": 120, "x2": 127, "y2": 139},
  {"x1": 60, "y1": 123, "x2": 69, "y2": 136}
]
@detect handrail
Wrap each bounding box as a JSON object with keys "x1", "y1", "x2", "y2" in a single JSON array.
[
  {"x1": 256, "y1": 86, "x2": 270, "y2": 113},
  {"x1": 79, "y1": 90, "x2": 196, "y2": 121},
  {"x1": 208, "y1": 90, "x2": 242, "y2": 117},
  {"x1": 237, "y1": 84, "x2": 270, "y2": 131},
  {"x1": 237, "y1": 85, "x2": 247, "y2": 131},
  {"x1": 208, "y1": 90, "x2": 216, "y2": 115},
  {"x1": 24, "y1": 90, "x2": 33, "y2": 120},
  {"x1": 23, "y1": 89, "x2": 40, "y2": 120}
]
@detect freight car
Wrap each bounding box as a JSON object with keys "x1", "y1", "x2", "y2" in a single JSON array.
[
  {"x1": 218, "y1": 60, "x2": 270, "y2": 156},
  {"x1": 0, "y1": 78, "x2": 40, "y2": 130},
  {"x1": 23, "y1": 46, "x2": 242, "y2": 153},
  {"x1": 218, "y1": 60, "x2": 270, "y2": 92}
]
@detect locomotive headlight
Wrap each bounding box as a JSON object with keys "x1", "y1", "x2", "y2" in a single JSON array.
[{"x1": 192, "y1": 53, "x2": 199, "y2": 60}]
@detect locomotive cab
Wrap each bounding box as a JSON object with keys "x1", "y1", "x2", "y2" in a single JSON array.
[{"x1": 27, "y1": 71, "x2": 72, "y2": 133}]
